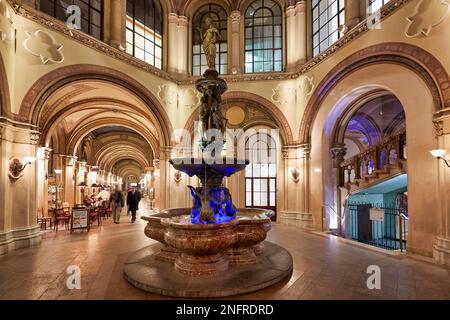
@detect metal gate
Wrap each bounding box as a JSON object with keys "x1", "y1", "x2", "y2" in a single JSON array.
[{"x1": 345, "y1": 203, "x2": 408, "y2": 252}]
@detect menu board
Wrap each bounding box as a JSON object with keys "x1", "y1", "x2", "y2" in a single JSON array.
[{"x1": 71, "y1": 208, "x2": 89, "y2": 232}]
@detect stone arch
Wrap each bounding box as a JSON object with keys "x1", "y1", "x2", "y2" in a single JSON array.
[
  {"x1": 299, "y1": 43, "x2": 450, "y2": 144},
  {"x1": 18, "y1": 64, "x2": 174, "y2": 146},
  {"x1": 308, "y1": 62, "x2": 439, "y2": 256},
  {"x1": 237, "y1": 0, "x2": 288, "y2": 13},
  {"x1": 184, "y1": 91, "x2": 294, "y2": 145},
  {"x1": 182, "y1": 0, "x2": 233, "y2": 17}
]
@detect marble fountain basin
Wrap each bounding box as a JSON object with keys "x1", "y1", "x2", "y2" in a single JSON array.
[
  {"x1": 142, "y1": 208, "x2": 274, "y2": 275},
  {"x1": 123, "y1": 208, "x2": 293, "y2": 298}
]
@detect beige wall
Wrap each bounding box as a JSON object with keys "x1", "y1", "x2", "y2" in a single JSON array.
[{"x1": 1, "y1": 0, "x2": 450, "y2": 264}]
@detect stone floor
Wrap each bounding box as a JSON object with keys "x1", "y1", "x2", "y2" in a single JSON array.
[{"x1": 0, "y1": 202, "x2": 449, "y2": 300}]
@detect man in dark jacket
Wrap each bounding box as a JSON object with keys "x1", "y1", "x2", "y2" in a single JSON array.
[{"x1": 127, "y1": 186, "x2": 141, "y2": 223}]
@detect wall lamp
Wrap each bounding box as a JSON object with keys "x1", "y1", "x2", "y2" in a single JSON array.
[
  {"x1": 430, "y1": 149, "x2": 450, "y2": 168},
  {"x1": 291, "y1": 167, "x2": 300, "y2": 183},
  {"x1": 8, "y1": 156, "x2": 36, "y2": 180}
]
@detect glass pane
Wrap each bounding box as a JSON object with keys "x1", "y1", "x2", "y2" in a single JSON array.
[
  {"x1": 246, "y1": 179, "x2": 252, "y2": 191},
  {"x1": 246, "y1": 192, "x2": 252, "y2": 206},
  {"x1": 261, "y1": 164, "x2": 268, "y2": 177},
  {"x1": 270, "y1": 192, "x2": 276, "y2": 206},
  {"x1": 261, "y1": 179, "x2": 268, "y2": 193},
  {"x1": 254, "y1": 179, "x2": 260, "y2": 192},
  {"x1": 253, "y1": 164, "x2": 261, "y2": 177},
  {"x1": 269, "y1": 164, "x2": 276, "y2": 177},
  {"x1": 254, "y1": 193, "x2": 261, "y2": 206},
  {"x1": 260, "y1": 192, "x2": 268, "y2": 206},
  {"x1": 269, "y1": 179, "x2": 276, "y2": 191}
]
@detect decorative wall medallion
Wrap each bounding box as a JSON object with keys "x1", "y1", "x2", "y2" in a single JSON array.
[
  {"x1": 8, "y1": 157, "x2": 24, "y2": 180},
  {"x1": 173, "y1": 170, "x2": 182, "y2": 183},
  {"x1": 298, "y1": 76, "x2": 315, "y2": 102},
  {"x1": 0, "y1": 0, "x2": 14, "y2": 41},
  {"x1": 23, "y1": 30, "x2": 64, "y2": 64},
  {"x1": 178, "y1": 88, "x2": 201, "y2": 109},
  {"x1": 271, "y1": 84, "x2": 297, "y2": 107},
  {"x1": 433, "y1": 120, "x2": 444, "y2": 136},
  {"x1": 405, "y1": 0, "x2": 450, "y2": 38},
  {"x1": 30, "y1": 131, "x2": 40, "y2": 145},
  {"x1": 157, "y1": 84, "x2": 177, "y2": 106}
]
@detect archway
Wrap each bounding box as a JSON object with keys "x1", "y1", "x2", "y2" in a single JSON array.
[{"x1": 309, "y1": 62, "x2": 439, "y2": 257}]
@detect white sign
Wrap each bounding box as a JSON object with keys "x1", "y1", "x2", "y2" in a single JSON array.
[
  {"x1": 72, "y1": 209, "x2": 88, "y2": 229},
  {"x1": 370, "y1": 208, "x2": 385, "y2": 221}
]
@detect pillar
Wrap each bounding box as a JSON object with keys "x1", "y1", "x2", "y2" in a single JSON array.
[
  {"x1": 62, "y1": 155, "x2": 76, "y2": 208},
  {"x1": 279, "y1": 145, "x2": 313, "y2": 228},
  {"x1": 109, "y1": 0, "x2": 126, "y2": 49},
  {"x1": 286, "y1": 1, "x2": 307, "y2": 71},
  {"x1": 230, "y1": 10, "x2": 241, "y2": 74},
  {"x1": 153, "y1": 159, "x2": 162, "y2": 210},
  {"x1": 295, "y1": 1, "x2": 307, "y2": 62},
  {"x1": 345, "y1": 0, "x2": 363, "y2": 30},
  {"x1": 330, "y1": 144, "x2": 347, "y2": 233},
  {"x1": 0, "y1": 123, "x2": 41, "y2": 254},
  {"x1": 433, "y1": 116, "x2": 450, "y2": 267},
  {"x1": 285, "y1": 6, "x2": 297, "y2": 70},
  {"x1": 167, "y1": 14, "x2": 189, "y2": 76}
]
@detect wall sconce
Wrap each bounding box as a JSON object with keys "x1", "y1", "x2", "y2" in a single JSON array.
[
  {"x1": 8, "y1": 156, "x2": 36, "y2": 180},
  {"x1": 291, "y1": 167, "x2": 300, "y2": 183},
  {"x1": 174, "y1": 170, "x2": 182, "y2": 183},
  {"x1": 430, "y1": 149, "x2": 450, "y2": 168}
]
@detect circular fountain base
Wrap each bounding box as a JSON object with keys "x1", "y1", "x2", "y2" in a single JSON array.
[{"x1": 123, "y1": 241, "x2": 293, "y2": 298}]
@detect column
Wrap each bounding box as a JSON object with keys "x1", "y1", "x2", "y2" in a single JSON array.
[
  {"x1": 177, "y1": 16, "x2": 189, "y2": 76},
  {"x1": 279, "y1": 145, "x2": 313, "y2": 228},
  {"x1": 167, "y1": 13, "x2": 179, "y2": 74},
  {"x1": 42, "y1": 148, "x2": 52, "y2": 216},
  {"x1": 285, "y1": 6, "x2": 297, "y2": 70},
  {"x1": 230, "y1": 10, "x2": 241, "y2": 74},
  {"x1": 295, "y1": 1, "x2": 307, "y2": 62},
  {"x1": 345, "y1": 0, "x2": 363, "y2": 30},
  {"x1": 109, "y1": 0, "x2": 126, "y2": 49},
  {"x1": 330, "y1": 144, "x2": 347, "y2": 233},
  {"x1": 433, "y1": 117, "x2": 450, "y2": 267},
  {"x1": 167, "y1": 14, "x2": 189, "y2": 76},
  {"x1": 62, "y1": 155, "x2": 77, "y2": 208},
  {"x1": 153, "y1": 159, "x2": 161, "y2": 210}
]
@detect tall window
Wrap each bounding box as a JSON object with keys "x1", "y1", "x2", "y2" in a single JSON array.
[
  {"x1": 312, "y1": 0, "x2": 345, "y2": 57},
  {"x1": 126, "y1": 0, "x2": 163, "y2": 69},
  {"x1": 39, "y1": 0, "x2": 103, "y2": 40},
  {"x1": 368, "y1": 0, "x2": 390, "y2": 14},
  {"x1": 192, "y1": 4, "x2": 228, "y2": 76},
  {"x1": 244, "y1": 0, "x2": 282, "y2": 73},
  {"x1": 245, "y1": 133, "x2": 277, "y2": 217}
]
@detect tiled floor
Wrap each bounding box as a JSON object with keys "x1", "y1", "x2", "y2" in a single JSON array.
[{"x1": 1, "y1": 202, "x2": 449, "y2": 300}]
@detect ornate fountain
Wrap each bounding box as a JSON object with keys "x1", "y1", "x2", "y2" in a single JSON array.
[{"x1": 123, "y1": 19, "x2": 292, "y2": 298}]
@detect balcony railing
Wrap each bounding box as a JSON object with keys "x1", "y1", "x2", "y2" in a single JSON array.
[{"x1": 340, "y1": 130, "x2": 407, "y2": 187}]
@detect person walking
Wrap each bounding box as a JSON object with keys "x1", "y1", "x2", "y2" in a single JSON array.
[
  {"x1": 127, "y1": 186, "x2": 141, "y2": 223},
  {"x1": 110, "y1": 187, "x2": 124, "y2": 224}
]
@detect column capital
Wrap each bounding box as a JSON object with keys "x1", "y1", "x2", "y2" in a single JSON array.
[
  {"x1": 178, "y1": 16, "x2": 189, "y2": 27},
  {"x1": 153, "y1": 159, "x2": 160, "y2": 170},
  {"x1": 295, "y1": 1, "x2": 306, "y2": 13},
  {"x1": 330, "y1": 143, "x2": 347, "y2": 167},
  {"x1": 286, "y1": 6, "x2": 296, "y2": 18},
  {"x1": 230, "y1": 10, "x2": 241, "y2": 24},
  {"x1": 168, "y1": 13, "x2": 179, "y2": 24}
]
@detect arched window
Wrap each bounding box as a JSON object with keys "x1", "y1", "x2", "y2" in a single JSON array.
[
  {"x1": 192, "y1": 4, "x2": 228, "y2": 76},
  {"x1": 39, "y1": 0, "x2": 103, "y2": 40},
  {"x1": 126, "y1": 0, "x2": 163, "y2": 69},
  {"x1": 312, "y1": 0, "x2": 345, "y2": 57},
  {"x1": 244, "y1": 0, "x2": 283, "y2": 73},
  {"x1": 245, "y1": 133, "x2": 277, "y2": 217},
  {"x1": 368, "y1": 0, "x2": 390, "y2": 14}
]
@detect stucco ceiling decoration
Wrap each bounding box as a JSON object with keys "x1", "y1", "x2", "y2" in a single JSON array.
[
  {"x1": 298, "y1": 76, "x2": 315, "y2": 102},
  {"x1": 405, "y1": 0, "x2": 450, "y2": 38},
  {"x1": 158, "y1": 84, "x2": 201, "y2": 109},
  {"x1": 23, "y1": 30, "x2": 64, "y2": 64},
  {"x1": 271, "y1": 84, "x2": 297, "y2": 107}
]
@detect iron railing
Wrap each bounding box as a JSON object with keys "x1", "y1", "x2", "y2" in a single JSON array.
[{"x1": 345, "y1": 203, "x2": 408, "y2": 252}]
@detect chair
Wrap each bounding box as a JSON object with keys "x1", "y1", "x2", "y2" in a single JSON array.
[
  {"x1": 54, "y1": 207, "x2": 70, "y2": 231},
  {"x1": 37, "y1": 208, "x2": 52, "y2": 230},
  {"x1": 89, "y1": 207, "x2": 102, "y2": 227}
]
